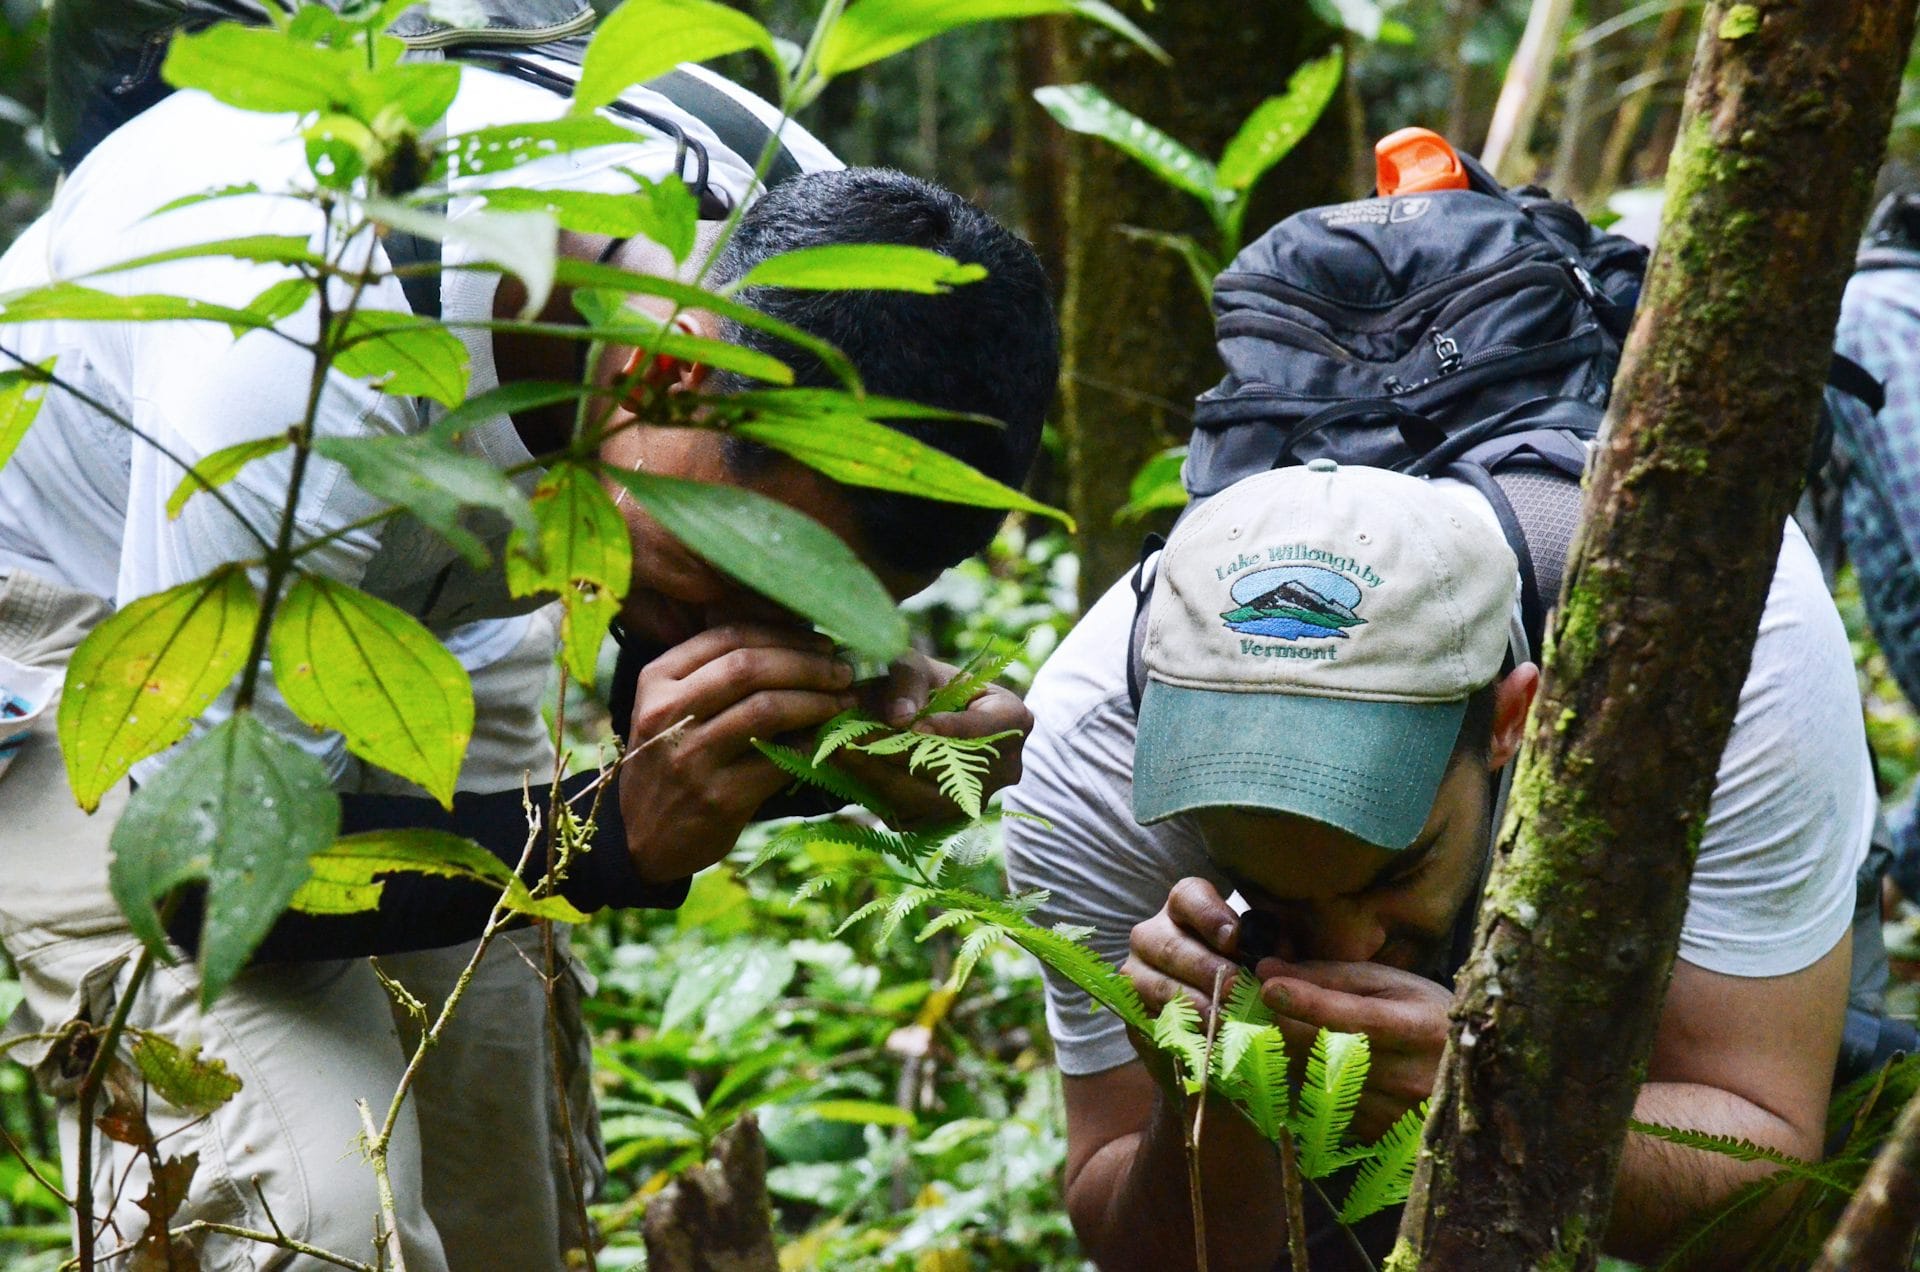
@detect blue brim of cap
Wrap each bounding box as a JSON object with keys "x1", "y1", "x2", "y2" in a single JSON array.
[{"x1": 1132, "y1": 680, "x2": 1467, "y2": 850}]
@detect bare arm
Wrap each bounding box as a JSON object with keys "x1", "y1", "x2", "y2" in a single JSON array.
[{"x1": 1610, "y1": 934, "x2": 1852, "y2": 1266}]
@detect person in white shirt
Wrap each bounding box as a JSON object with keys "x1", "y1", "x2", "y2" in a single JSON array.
[{"x1": 0, "y1": 48, "x2": 1058, "y2": 1272}]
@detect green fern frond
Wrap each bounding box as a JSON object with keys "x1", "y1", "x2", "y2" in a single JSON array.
[
  {"x1": 1338, "y1": 1101, "x2": 1427, "y2": 1223},
  {"x1": 1003, "y1": 889, "x2": 1050, "y2": 917},
  {"x1": 921, "y1": 643, "x2": 1019, "y2": 718},
  {"x1": 1650, "y1": 1173, "x2": 1792, "y2": 1272},
  {"x1": 830, "y1": 894, "x2": 893, "y2": 938},
  {"x1": 924, "y1": 887, "x2": 1151, "y2": 1033},
  {"x1": 791, "y1": 874, "x2": 839, "y2": 904},
  {"x1": 916, "y1": 909, "x2": 972, "y2": 941},
  {"x1": 753, "y1": 739, "x2": 896, "y2": 821},
  {"x1": 1153, "y1": 996, "x2": 1209, "y2": 1093},
  {"x1": 873, "y1": 887, "x2": 936, "y2": 945},
  {"x1": 812, "y1": 709, "x2": 886, "y2": 764},
  {"x1": 1627, "y1": 1120, "x2": 1848, "y2": 1190},
  {"x1": 1296, "y1": 1030, "x2": 1371, "y2": 1177},
  {"x1": 1215, "y1": 1022, "x2": 1289, "y2": 1141},
  {"x1": 740, "y1": 820, "x2": 815, "y2": 876},
  {"x1": 948, "y1": 925, "x2": 1003, "y2": 991},
  {"x1": 1224, "y1": 975, "x2": 1273, "y2": 1026},
  {"x1": 1051, "y1": 921, "x2": 1095, "y2": 942}
]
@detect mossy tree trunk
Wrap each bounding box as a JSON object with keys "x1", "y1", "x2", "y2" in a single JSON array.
[
  {"x1": 1395, "y1": 3, "x2": 1918, "y2": 1269},
  {"x1": 1055, "y1": 10, "x2": 1355, "y2": 608}
]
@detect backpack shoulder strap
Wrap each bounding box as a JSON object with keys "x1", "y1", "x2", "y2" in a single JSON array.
[
  {"x1": 1442, "y1": 460, "x2": 1544, "y2": 663},
  {"x1": 1124, "y1": 534, "x2": 1167, "y2": 716}
]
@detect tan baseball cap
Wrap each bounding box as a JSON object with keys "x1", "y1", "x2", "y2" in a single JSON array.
[{"x1": 1133, "y1": 461, "x2": 1518, "y2": 849}]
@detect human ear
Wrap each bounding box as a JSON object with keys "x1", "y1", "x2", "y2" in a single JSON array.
[
  {"x1": 1488, "y1": 663, "x2": 1540, "y2": 771},
  {"x1": 615, "y1": 311, "x2": 715, "y2": 407}
]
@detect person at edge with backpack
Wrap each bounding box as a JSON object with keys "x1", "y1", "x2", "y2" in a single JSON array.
[
  {"x1": 0, "y1": 14, "x2": 1058, "y2": 1272},
  {"x1": 1004, "y1": 144, "x2": 1880, "y2": 1270},
  {"x1": 1829, "y1": 191, "x2": 1920, "y2": 910}
]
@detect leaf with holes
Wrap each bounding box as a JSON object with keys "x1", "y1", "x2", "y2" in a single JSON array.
[
  {"x1": 108, "y1": 713, "x2": 339, "y2": 1007},
  {"x1": 269, "y1": 576, "x2": 473, "y2": 806},
  {"x1": 506, "y1": 462, "x2": 631, "y2": 685},
  {"x1": 290, "y1": 829, "x2": 587, "y2": 922},
  {"x1": 129, "y1": 1033, "x2": 243, "y2": 1116},
  {"x1": 430, "y1": 117, "x2": 640, "y2": 183},
  {"x1": 59, "y1": 568, "x2": 260, "y2": 811}
]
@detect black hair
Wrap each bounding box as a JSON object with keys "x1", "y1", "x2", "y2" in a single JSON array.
[{"x1": 705, "y1": 168, "x2": 1060, "y2": 576}]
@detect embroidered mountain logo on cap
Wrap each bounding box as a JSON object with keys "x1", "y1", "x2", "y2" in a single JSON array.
[{"x1": 1220, "y1": 565, "x2": 1367, "y2": 641}]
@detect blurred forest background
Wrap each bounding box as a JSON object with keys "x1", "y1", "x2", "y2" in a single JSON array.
[{"x1": 5, "y1": 1, "x2": 1920, "y2": 1267}]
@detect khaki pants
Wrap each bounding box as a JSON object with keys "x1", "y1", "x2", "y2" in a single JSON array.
[{"x1": 0, "y1": 569, "x2": 602, "y2": 1271}]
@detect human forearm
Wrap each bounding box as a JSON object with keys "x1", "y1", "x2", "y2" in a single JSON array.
[
  {"x1": 1068, "y1": 1085, "x2": 1288, "y2": 1272},
  {"x1": 1608, "y1": 1080, "x2": 1817, "y2": 1267}
]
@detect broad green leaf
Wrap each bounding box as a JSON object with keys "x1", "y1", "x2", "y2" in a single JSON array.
[
  {"x1": 332, "y1": 311, "x2": 470, "y2": 406},
  {"x1": 702, "y1": 942, "x2": 796, "y2": 1038},
  {"x1": 269, "y1": 575, "x2": 475, "y2": 806},
  {"x1": 792, "y1": 1100, "x2": 916, "y2": 1129},
  {"x1": 59, "y1": 568, "x2": 260, "y2": 811},
  {"x1": 430, "y1": 117, "x2": 641, "y2": 183},
  {"x1": 311, "y1": 431, "x2": 537, "y2": 567},
  {"x1": 1308, "y1": 0, "x2": 1386, "y2": 41},
  {"x1": 1115, "y1": 445, "x2": 1189, "y2": 524},
  {"x1": 289, "y1": 829, "x2": 588, "y2": 922},
  {"x1": 479, "y1": 175, "x2": 700, "y2": 263},
  {"x1": 1216, "y1": 50, "x2": 1344, "y2": 193},
  {"x1": 0, "y1": 359, "x2": 53, "y2": 474},
  {"x1": 167, "y1": 434, "x2": 291, "y2": 520},
  {"x1": 818, "y1": 0, "x2": 1167, "y2": 79},
  {"x1": 555, "y1": 260, "x2": 856, "y2": 389},
  {"x1": 1033, "y1": 84, "x2": 1218, "y2": 204},
  {"x1": 603, "y1": 469, "x2": 909, "y2": 663},
  {"x1": 108, "y1": 713, "x2": 339, "y2": 1007},
  {"x1": 731, "y1": 411, "x2": 1068, "y2": 524},
  {"x1": 362, "y1": 61, "x2": 463, "y2": 130},
  {"x1": 74, "y1": 235, "x2": 324, "y2": 283},
  {"x1": 163, "y1": 24, "x2": 357, "y2": 115},
  {"x1": 569, "y1": 290, "x2": 797, "y2": 385},
  {"x1": 737, "y1": 245, "x2": 987, "y2": 294},
  {"x1": 506, "y1": 462, "x2": 632, "y2": 685},
  {"x1": 0, "y1": 284, "x2": 266, "y2": 332},
  {"x1": 572, "y1": 0, "x2": 778, "y2": 113},
  {"x1": 428, "y1": 380, "x2": 590, "y2": 443},
  {"x1": 129, "y1": 1033, "x2": 243, "y2": 1116},
  {"x1": 365, "y1": 198, "x2": 559, "y2": 318}
]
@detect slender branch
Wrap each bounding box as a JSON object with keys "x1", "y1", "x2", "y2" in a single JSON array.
[
  {"x1": 1182, "y1": 967, "x2": 1228, "y2": 1272},
  {"x1": 355, "y1": 1100, "x2": 405, "y2": 1272},
  {"x1": 1811, "y1": 1081, "x2": 1920, "y2": 1272},
  {"x1": 0, "y1": 1121, "x2": 72, "y2": 1207},
  {"x1": 74, "y1": 943, "x2": 161, "y2": 1272},
  {"x1": 1276, "y1": 1127, "x2": 1311, "y2": 1272},
  {"x1": 172, "y1": 1220, "x2": 377, "y2": 1272}
]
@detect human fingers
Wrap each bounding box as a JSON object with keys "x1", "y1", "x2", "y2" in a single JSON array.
[
  {"x1": 675, "y1": 688, "x2": 858, "y2": 766},
  {"x1": 859, "y1": 654, "x2": 935, "y2": 727},
  {"x1": 641, "y1": 622, "x2": 837, "y2": 680},
  {"x1": 665, "y1": 644, "x2": 855, "y2": 723},
  {"x1": 1261, "y1": 969, "x2": 1450, "y2": 1050},
  {"x1": 1122, "y1": 950, "x2": 1235, "y2": 1018},
  {"x1": 914, "y1": 681, "x2": 1033, "y2": 740},
  {"x1": 1164, "y1": 877, "x2": 1243, "y2": 955}
]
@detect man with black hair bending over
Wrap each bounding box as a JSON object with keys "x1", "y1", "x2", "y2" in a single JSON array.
[
  {"x1": 0, "y1": 50, "x2": 1058, "y2": 1272},
  {"x1": 1008, "y1": 462, "x2": 1871, "y2": 1270}
]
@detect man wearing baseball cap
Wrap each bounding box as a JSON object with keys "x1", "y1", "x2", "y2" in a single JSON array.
[{"x1": 1011, "y1": 461, "x2": 1870, "y2": 1269}]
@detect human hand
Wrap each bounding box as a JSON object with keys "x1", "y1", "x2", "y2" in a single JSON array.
[
  {"x1": 1123, "y1": 877, "x2": 1246, "y2": 1027},
  {"x1": 833, "y1": 652, "x2": 1031, "y2": 825},
  {"x1": 1255, "y1": 958, "x2": 1453, "y2": 1141},
  {"x1": 618, "y1": 623, "x2": 856, "y2": 883}
]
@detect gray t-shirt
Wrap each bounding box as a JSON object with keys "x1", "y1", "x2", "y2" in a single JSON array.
[{"x1": 1005, "y1": 516, "x2": 1875, "y2": 1076}]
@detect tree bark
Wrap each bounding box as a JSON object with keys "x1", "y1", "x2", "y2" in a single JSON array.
[
  {"x1": 1055, "y1": 12, "x2": 1355, "y2": 608},
  {"x1": 1812, "y1": 1083, "x2": 1920, "y2": 1272},
  {"x1": 1395, "y1": 3, "x2": 1918, "y2": 1269}
]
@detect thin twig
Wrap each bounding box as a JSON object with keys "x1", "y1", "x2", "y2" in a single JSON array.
[
  {"x1": 1304, "y1": 1175, "x2": 1380, "y2": 1272},
  {"x1": 171, "y1": 1219, "x2": 378, "y2": 1271},
  {"x1": 1183, "y1": 967, "x2": 1228, "y2": 1272},
  {"x1": 0, "y1": 1121, "x2": 72, "y2": 1206},
  {"x1": 356, "y1": 1100, "x2": 405, "y2": 1272},
  {"x1": 1277, "y1": 1126, "x2": 1311, "y2": 1272},
  {"x1": 74, "y1": 943, "x2": 160, "y2": 1272}
]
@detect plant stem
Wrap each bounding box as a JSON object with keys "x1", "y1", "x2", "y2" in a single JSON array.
[
  {"x1": 1183, "y1": 967, "x2": 1228, "y2": 1272},
  {"x1": 356, "y1": 1100, "x2": 406, "y2": 1272},
  {"x1": 1277, "y1": 1126, "x2": 1311, "y2": 1272},
  {"x1": 170, "y1": 1220, "x2": 377, "y2": 1272},
  {"x1": 73, "y1": 944, "x2": 159, "y2": 1271}
]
